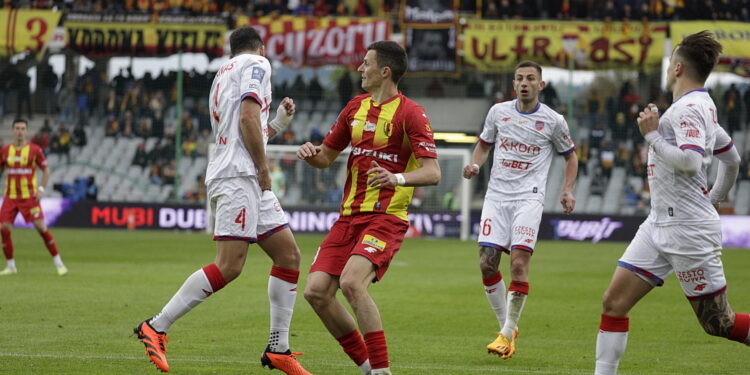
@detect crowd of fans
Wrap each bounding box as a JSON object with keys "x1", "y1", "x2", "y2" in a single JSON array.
[{"x1": 4, "y1": 0, "x2": 749, "y2": 22}]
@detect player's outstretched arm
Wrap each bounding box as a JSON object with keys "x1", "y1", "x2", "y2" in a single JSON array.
[
  {"x1": 267, "y1": 97, "x2": 295, "y2": 139},
  {"x1": 240, "y1": 99, "x2": 271, "y2": 191},
  {"x1": 463, "y1": 141, "x2": 492, "y2": 179},
  {"x1": 367, "y1": 158, "x2": 440, "y2": 189},
  {"x1": 296, "y1": 142, "x2": 340, "y2": 169},
  {"x1": 560, "y1": 152, "x2": 577, "y2": 214}
]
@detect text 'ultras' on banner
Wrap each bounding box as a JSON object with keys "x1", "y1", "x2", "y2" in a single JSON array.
[{"x1": 463, "y1": 20, "x2": 667, "y2": 72}]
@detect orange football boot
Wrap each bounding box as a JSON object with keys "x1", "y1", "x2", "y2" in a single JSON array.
[
  {"x1": 134, "y1": 320, "x2": 170, "y2": 372},
  {"x1": 261, "y1": 346, "x2": 312, "y2": 375}
]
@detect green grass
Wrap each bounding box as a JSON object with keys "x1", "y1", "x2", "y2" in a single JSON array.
[{"x1": 0, "y1": 228, "x2": 748, "y2": 374}]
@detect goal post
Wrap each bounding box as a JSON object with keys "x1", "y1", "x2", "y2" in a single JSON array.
[{"x1": 207, "y1": 144, "x2": 472, "y2": 241}]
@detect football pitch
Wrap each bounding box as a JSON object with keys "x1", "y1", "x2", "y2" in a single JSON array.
[{"x1": 0, "y1": 228, "x2": 748, "y2": 375}]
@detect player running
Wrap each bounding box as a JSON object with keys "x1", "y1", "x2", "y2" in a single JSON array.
[
  {"x1": 594, "y1": 31, "x2": 748, "y2": 375},
  {"x1": 463, "y1": 61, "x2": 577, "y2": 359},
  {"x1": 134, "y1": 26, "x2": 311, "y2": 374},
  {"x1": 297, "y1": 41, "x2": 441, "y2": 375},
  {"x1": 0, "y1": 118, "x2": 67, "y2": 276}
]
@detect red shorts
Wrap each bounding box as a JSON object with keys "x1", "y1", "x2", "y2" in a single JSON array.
[
  {"x1": 310, "y1": 214, "x2": 409, "y2": 282},
  {"x1": 0, "y1": 198, "x2": 44, "y2": 224}
]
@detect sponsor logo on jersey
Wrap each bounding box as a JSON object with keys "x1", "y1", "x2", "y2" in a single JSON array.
[
  {"x1": 424, "y1": 123, "x2": 432, "y2": 132},
  {"x1": 693, "y1": 283, "x2": 707, "y2": 292},
  {"x1": 500, "y1": 159, "x2": 532, "y2": 170},
  {"x1": 383, "y1": 121, "x2": 394, "y2": 137},
  {"x1": 534, "y1": 121, "x2": 544, "y2": 131},
  {"x1": 364, "y1": 121, "x2": 377, "y2": 132},
  {"x1": 684, "y1": 129, "x2": 701, "y2": 138},
  {"x1": 364, "y1": 246, "x2": 378, "y2": 253},
  {"x1": 362, "y1": 234, "x2": 386, "y2": 251},
  {"x1": 501, "y1": 117, "x2": 511, "y2": 122},
  {"x1": 418, "y1": 142, "x2": 436, "y2": 153},
  {"x1": 251, "y1": 66, "x2": 265, "y2": 81},
  {"x1": 6, "y1": 168, "x2": 33, "y2": 175},
  {"x1": 351, "y1": 120, "x2": 360, "y2": 128},
  {"x1": 351, "y1": 146, "x2": 399, "y2": 162},
  {"x1": 498, "y1": 138, "x2": 541, "y2": 155}
]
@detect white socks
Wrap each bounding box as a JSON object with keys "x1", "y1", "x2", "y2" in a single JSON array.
[
  {"x1": 267, "y1": 274, "x2": 297, "y2": 352},
  {"x1": 483, "y1": 276, "x2": 507, "y2": 330},
  {"x1": 595, "y1": 330, "x2": 628, "y2": 375},
  {"x1": 500, "y1": 281, "x2": 529, "y2": 338},
  {"x1": 359, "y1": 359, "x2": 372, "y2": 374},
  {"x1": 150, "y1": 268, "x2": 215, "y2": 333},
  {"x1": 52, "y1": 254, "x2": 64, "y2": 269},
  {"x1": 6, "y1": 258, "x2": 15, "y2": 270}
]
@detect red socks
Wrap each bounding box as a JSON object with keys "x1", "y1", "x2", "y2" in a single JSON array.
[
  {"x1": 1, "y1": 228, "x2": 12, "y2": 260},
  {"x1": 364, "y1": 330, "x2": 388, "y2": 370},
  {"x1": 40, "y1": 230, "x2": 58, "y2": 256},
  {"x1": 600, "y1": 314, "x2": 629, "y2": 332},
  {"x1": 729, "y1": 313, "x2": 750, "y2": 343},
  {"x1": 202, "y1": 263, "x2": 227, "y2": 292},
  {"x1": 336, "y1": 330, "x2": 369, "y2": 366}
]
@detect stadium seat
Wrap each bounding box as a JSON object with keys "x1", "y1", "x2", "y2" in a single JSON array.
[
  {"x1": 602, "y1": 167, "x2": 626, "y2": 214},
  {"x1": 585, "y1": 195, "x2": 603, "y2": 214},
  {"x1": 735, "y1": 181, "x2": 750, "y2": 215}
]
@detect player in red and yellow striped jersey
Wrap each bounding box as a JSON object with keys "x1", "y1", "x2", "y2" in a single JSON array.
[
  {"x1": 0, "y1": 119, "x2": 67, "y2": 276},
  {"x1": 297, "y1": 41, "x2": 441, "y2": 375}
]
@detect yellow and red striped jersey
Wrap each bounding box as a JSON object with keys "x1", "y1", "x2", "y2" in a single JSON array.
[
  {"x1": 324, "y1": 93, "x2": 438, "y2": 221},
  {"x1": 0, "y1": 143, "x2": 47, "y2": 199}
]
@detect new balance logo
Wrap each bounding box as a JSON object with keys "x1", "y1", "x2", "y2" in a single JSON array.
[
  {"x1": 202, "y1": 289, "x2": 213, "y2": 297},
  {"x1": 694, "y1": 283, "x2": 707, "y2": 292}
]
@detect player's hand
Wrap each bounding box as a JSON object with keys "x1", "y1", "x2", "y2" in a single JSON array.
[
  {"x1": 560, "y1": 191, "x2": 575, "y2": 214},
  {"x1": 367, "y1": 161, "x2": 396, "y2": 188},
  {"x1": 257, "y1": 168, "x2": 272, "y2": 192},
  {"x1": 636, "y1": 103, "x2": 660, "y2": 136},
  {"x1": 297, "y1": 142, "x2": 319, "y2": 160},
  {"x1": 280, "y1": 97, "x2": 296, "y2": 117},
  {"x1": 463, "y1": 163, "x2": 480, "y2": 179},
  {"x1": 35, "y1": 191, "x2": 43, "y2": 203}
]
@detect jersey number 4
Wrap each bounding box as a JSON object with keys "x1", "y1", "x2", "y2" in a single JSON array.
[{"x1": 235, "y1": 207, "x2": 246, "y2": 231}]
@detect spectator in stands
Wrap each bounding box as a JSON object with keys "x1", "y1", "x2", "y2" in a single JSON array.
[
  {"x1": 353, "y1": 0, "x2": 372, "y2": 15},
  {"x1": 615, "y1": 142, "x2": 629, "y2": 168},
  {"x1": 311, "y1": 0, "x2": 331, "y2": 15},
  {"x1": 50, "y1": 125, "x2": 71, "y2": 163},
  {"x1": 72, "y1": 123, "x2": 87, "y2": 147},
  {"x1": 308, "y1": 74, "x2": 324, "y2": 111},
  {"x1": 723, "y1": 83, "x2": 742, "y2": 136},
  {"x1": 105, "y1": 115, "x2": 120, "y2": 137},
  {"x1": 335, "y1": 0, "x2": 349, "y2": 15},
  {"x1": 39, "y1": 62, "x2": 58, "y2": 116},
  {"x1": 149, "y1": 164, "x2": 163, "y2": 185},
  {"x1": 162, "y1": 160, "x2": 176, "y2": 185},
  {"x1": 590, "y1": 167, "x2": 606, "y2": 196},
  {"x1": 58, "y1": 81, "x2": 76, "y2": 125},
  {"x1": 10, "y1": 65, "x2": 32, "y2": 120},
  {"x1": 586, "y1": 88, "x2": 604, "y2": 130},
  {"x1": 611, "y1": 111, "x2": 629, "y2": 144},
  {"x1": 0, "y1": 64, "x2": 11, "y2": 119},
  {"x1": 183, "y1": 133, "x2": 197, "y2": 159},
  {"x1": 290, "y1": 75, "x2": 307, "y2": 107},
  {"x1": 630, "y1": 143, "x2": 646, "y2": 177},
  {"x1": 196, "y1": 128, "x2": 211, "y2": 157},
  {"x1": 337, "y1": 70, "x2": 354, "y2": 109},
  {"x1": 136, "y1": 117, "x2": 151, "y2": 138},
  {"x1": 31, "y1": 119, "x2": 51, "y2": 153},
  {"x1": 599, "y1": 139, "x2": 615, "y2": 179},
  {"x1": 542, "y1": 81, "x2": 560, "y2": 109},
  {"x1": 85, "y1": 176, "x2": 98, "y2": 201},
  {"x1": 589, "y1": 122, "x2": 605, "y2": 151},
  {"x1": 293, "y1": 0, "x2": 313, "y2": 14},
  {"x1": 133, "y1": 142, "x2": 149, "y2": 167},
  {"x1": 576, "y1": 139, "x2": 590, "y2": 176},
  {"x1": 269, "y1": 158, "x2": 286, "y2": 200}
]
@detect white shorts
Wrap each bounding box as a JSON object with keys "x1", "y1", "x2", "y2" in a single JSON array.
[
  {"x1": 477, "y1": 199, "x2": 543, "y2": 254},
  {"x1": 207, "y1": 176, "x2": 288, "y2": 243},
  {"x1": 619, "y1": 220, "x2": 727, "y2": 299}
]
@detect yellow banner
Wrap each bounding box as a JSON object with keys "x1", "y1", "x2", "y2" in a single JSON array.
[
  {"x1": 671, "y1": 21, "x2": 750, "y2": 76},
  {"x1": 0, "y1": 9, "x2": 62, "y2": 56},
  {"x1": 463, "y1": 20, "x2": 667, "y2": 72},
  {"x1": 65, "y1": 15, "x2": 227, "y2": 57}
]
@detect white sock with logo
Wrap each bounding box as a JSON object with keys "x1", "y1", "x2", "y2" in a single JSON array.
[
  {"x1": 482, "y1": 272, "x2": 507, "y2": 330},
  {"x1": 150, "y1": 268, "x2": 214, "y2": 333},
  {"x1": 268, "y1": 271, "x2": 297, "y2": 353}
]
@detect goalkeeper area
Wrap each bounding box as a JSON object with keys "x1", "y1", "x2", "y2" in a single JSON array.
[{"x1": 0, "y1": 228, "x2": 748, "y2": 375}]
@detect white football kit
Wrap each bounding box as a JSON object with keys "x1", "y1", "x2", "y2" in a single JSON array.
[
  {"x1": 619, "y1": 89, "x2": 736, "y2": 298},
  {"x1": 206, "y1": 53, "x2": 287, "y2": 242},
  {"x1": 477, "y1": 100, "x2": 575, "y2": 253}
]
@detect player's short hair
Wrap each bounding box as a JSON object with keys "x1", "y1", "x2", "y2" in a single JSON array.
[
  {"x1": 674, "y1": 30, "x2": 722, "y2": 83},
  {"x1": 230, "y1": 26, "x2": 264, "y2": 56},
  {"x1": 515, "y1": 61, "x2": 542, "y2": 77},
  {"x1": 367, "y1": 41, "x2": 408, "y2": 84},
  {"x1": 12, "y1": 119, "x2": 27, "y2": 128}
]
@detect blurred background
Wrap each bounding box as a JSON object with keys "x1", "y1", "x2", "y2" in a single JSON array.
[{"x1": 1, "y1": 0, "x2": 750, "y2": 245}]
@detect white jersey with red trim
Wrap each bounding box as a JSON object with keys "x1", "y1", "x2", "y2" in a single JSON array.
[
  {"x1": 206, "y1": 53, "x2": 272, "y2": 183},
  {"x1": 479, "y1": 99, "x2": 575, "y2": 202},
  {"x1": 647, "y1": 88, "x2": 735, "y2": 226}
]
